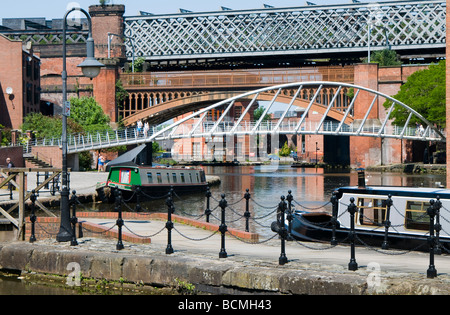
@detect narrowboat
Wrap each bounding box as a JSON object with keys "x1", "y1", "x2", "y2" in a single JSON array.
[
  {"x1": 96, "y1": 164, "x2": 209, "y2": 202},
  {"x1": 276, "y1": 181, "x2": 450, "y2": 251}
]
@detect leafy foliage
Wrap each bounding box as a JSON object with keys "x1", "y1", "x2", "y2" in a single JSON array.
[
  {"x1": 21, "y1": 97, "x2": 110, "y2": 138},
  {"x1": 253, "y1": 106, "x2": 271, "y2": 122},
  {"x1": 69, "y1": 97, "x2": 111, "y2": 133},
  {"x1": 279, "y1": 142, "x2": 291, "y2": 157},
  {"x1": 384, "y1": 60, "x2": 445, "y2": 128},
  {"x1": 21, "y1": 113, "x2": 83, "y2": 139},
  {"x1": 370, "y1": 49, "x2": 401, "y2": 66}
]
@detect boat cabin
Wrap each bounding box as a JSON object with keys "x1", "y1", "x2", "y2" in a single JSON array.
[
  {"x1": 106, "y1": 165, "x2": 207, "y2": 192},
  {"x1": 336, "y1": 186, "x2": 450, "y2": 239}
]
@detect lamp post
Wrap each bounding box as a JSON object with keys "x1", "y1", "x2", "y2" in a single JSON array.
[{"x1": 56, "y1": 7, "x2": 104, "y2": 242}]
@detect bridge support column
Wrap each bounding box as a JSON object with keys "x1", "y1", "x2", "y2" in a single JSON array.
[
  {"x1": 350, "y1": 63, "x2": 382, "y2": 168},
  {"x1": 93, "y1": 59, "x2": 120, "y2": 124},
  {"x1": 89, "y1": 4, "x2": 125, "y2": 125}
]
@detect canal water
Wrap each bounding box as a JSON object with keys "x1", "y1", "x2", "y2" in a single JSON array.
[{"x1": 0, "y1": 165, "x2": 446, "y2": 294}]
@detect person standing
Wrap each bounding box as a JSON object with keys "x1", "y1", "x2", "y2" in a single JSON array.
[
  {"x1": 137, "y1": 120, "x2": 143, "y2": 135},
  {"x1": 143, "y1": 121, "x2": 150, "y2": 137},
  {"x1": 6, "y1": 157, "x2": 14, "y2": 169},
  {"x1": 6, "y1": 158, "x2": 15, "y2": 191},
  {"x1": 98, "y1": 154, "x2": 104, "y2": 172}
]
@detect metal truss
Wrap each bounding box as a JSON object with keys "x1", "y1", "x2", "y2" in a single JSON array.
[
  {"x1": 124, "y1": 0, "x2": 446, "y2": 60},
  {"x1": 1, "y1": 30, "x2": 88, "y2": 45},
  {"x1": 52, "y1": 81, "x2": 444, "y2": 154}
]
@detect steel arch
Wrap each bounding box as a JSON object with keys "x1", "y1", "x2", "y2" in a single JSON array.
[
  {"x1": 62, "y1": 81, "x2": 444, "y2": 154},
  {"x1": 146, "y1": 81, "x2": 445, "y2": 143}
]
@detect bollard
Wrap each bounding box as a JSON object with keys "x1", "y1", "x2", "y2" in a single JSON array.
[
  {"x1": 330, "y1": 190, "x2": 338, "y2": 246},
  {"x1": 165, "y1": 193, "x2": 174, "y2": 254},
  {"x1": 381, "y1": 194, "x2": 393, "y2": 250},
  {"x1": 115, "y1": 190, "x2": 124, "y2": 250},
  {"x1": 29, "y1": 190, "x2": 37, "y2": 243},
  {"x1": 278, "y1": 195, "x2": 288, "y2": 265},
  {"x1": 244, "y1": 189, "x2": 251, "y2": 232},
  {"x1": 347, "y1": 197, "x2": 358, "y2": 271},
  {"x1": 434, "y1": 196, "x2": 442, "y2": 255},
  {"x1": 70, "y1": 190, "x2": 78, "y2": 246},
  {"x1": 204, "y1": 186, "x2": 211, "y2": 223},
  {"x1": 219, "y1": 194, "x2": 228, "y2": 258},
  {"x1": 286, "y1": 190, "x2": 293, "y2": 241},
  {"x1": 134, "y1": 186, "x2": 142, "y2": 212},
  {"x1": 426, "y1": 199, "x2": 437, "y2": 278}
]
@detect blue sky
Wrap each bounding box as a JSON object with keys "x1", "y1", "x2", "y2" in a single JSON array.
[{"x1": 2, "y1": 0, "x2": 356, "y2": 19}]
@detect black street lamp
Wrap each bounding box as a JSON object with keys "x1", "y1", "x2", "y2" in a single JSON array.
[{"x1": 56, "y1": 7, "x2": 104, "y2": 242}]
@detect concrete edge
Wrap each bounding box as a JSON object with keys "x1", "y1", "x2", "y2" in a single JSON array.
[{"x1": 1, "y1": 242, "x2": 450, "y2": 295}]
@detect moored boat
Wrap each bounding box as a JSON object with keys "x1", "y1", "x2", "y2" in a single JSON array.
[
  {"x1": 279, "y1": 177, "x2": 450, "y2": 252},
  {"x1": 96, "y1": 164, "x2": 208, "y2": 202}
]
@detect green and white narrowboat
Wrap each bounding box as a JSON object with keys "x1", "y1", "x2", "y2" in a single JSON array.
[{"x1": 96, "y1": 164, "x2": 208, "y2": 201}]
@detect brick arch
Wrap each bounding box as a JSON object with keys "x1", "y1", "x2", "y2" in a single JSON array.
[{"x1": 122, "y1": 90, "x2": 353, "y2": 126}]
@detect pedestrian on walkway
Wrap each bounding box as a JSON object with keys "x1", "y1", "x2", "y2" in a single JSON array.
[
  {"x1": 98, "y1": 154, "x2": 105, "y2": 172},
  {"x1": 6, "y1": 157, "x2": 15, "y2": 191},
  {"x1": 137, "y1": 120, "x2": 143, "y2": 135},
  {"x1": 143, "y1": 121, "x2": 149, "y2": 137}
]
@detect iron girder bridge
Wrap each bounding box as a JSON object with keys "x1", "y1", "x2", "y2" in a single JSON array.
[
  {"x1": 53, "y1": 82, "x2": 445, "y2": 154},
  {"x1": 124, "y1": 0, "x2": 446, "y2": 61}
]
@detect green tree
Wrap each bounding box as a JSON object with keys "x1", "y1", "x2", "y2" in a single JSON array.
[
  {"x1": 253, "y1": 106, "x2": 271, "y2": 122},
  {"x1": 384, "y1": 60, "x2": 445, "y2": 128},
  {"x1": 69, "y1": 96, "x2": 111, "y2": 133},
  {"x1": 21, "y1": 97, "x2": 110, "y2": 138},
  {"x1": 115, "y1": 80, "x2": 128, "y2": 109},
  {"x1": 21, "y1": 113, "x2": 83, "y2": 139},
  {"x1": 279, "y1": 141, "x2": 291, "y2": 157},
  {"x1": 370, "y1": 49, "x2": 401, "y2": 66}
]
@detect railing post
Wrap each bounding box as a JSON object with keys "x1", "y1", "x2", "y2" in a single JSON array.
[
  {"x1": 330, "y1": 190, "x2": 338, "y2": 246},
  {"x1": 70, "y1": 190, "x2": 78, "y2": 246},
  {"x1": 382, "y1": 194, "x2": 393, "y2": 250},
  {"x1": 286, "y1": 190, "x2": 293, "y2": 241},
  {"x1": 244, "y1": 189, "x2": 251, "y2": 232},
  {"x1": 348, "y1": 197, "x2": 358, "y2": 271},
  {"x1": 115, "y1": 190, "x2": 124, "y2": 250},
  {"x1": 219, "y1": 194, "x2": 228, "y2": 258},
  {"x1": 134, "y1": 186, "x2": 142, "y2": 212},
  {"x1": 427, "y1": 199, "x2": 437, "y2": 278},
  {"x1": 29, "y1": 190, "x2": 37, "y2": 243},
  {"x1": 434, "y1": 196, "x2": 442, "y2": 255},
  {"x1": 278, "y1": 195, "x2": 288, "y2": 265},
  {"x1": 204, "y1": 186, "x2": 211, "y2": 223},
  {"x1": 165, "y1": 188, "x2": 174, "y2": 254}
]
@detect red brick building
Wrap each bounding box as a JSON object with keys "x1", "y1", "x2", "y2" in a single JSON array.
[{"x1": 0, "y1": 34, "x2": 40, "y2": 129}]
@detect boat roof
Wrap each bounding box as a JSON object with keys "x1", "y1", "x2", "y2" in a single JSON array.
[{"x1": 337, "y1": 186, "x2": 450, "y2": 200}]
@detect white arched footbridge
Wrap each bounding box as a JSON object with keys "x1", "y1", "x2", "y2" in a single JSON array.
[{"x1": 34, "y1": 82, "x2": 445, "y2": 154}]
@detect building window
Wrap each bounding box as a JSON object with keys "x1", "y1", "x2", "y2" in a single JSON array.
[
  {"x1": 172, "y1": 173, "x2": 177, "y2": 183},
  {"x1": 234, "y1": 106, "x2": 242, "y2": 119},
  {"x1": 147, "y1": 172, "x2": 153, "y2": 183},
  {"x1": 157, "y1": 172, "x2": 162, "y2": 184}
]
